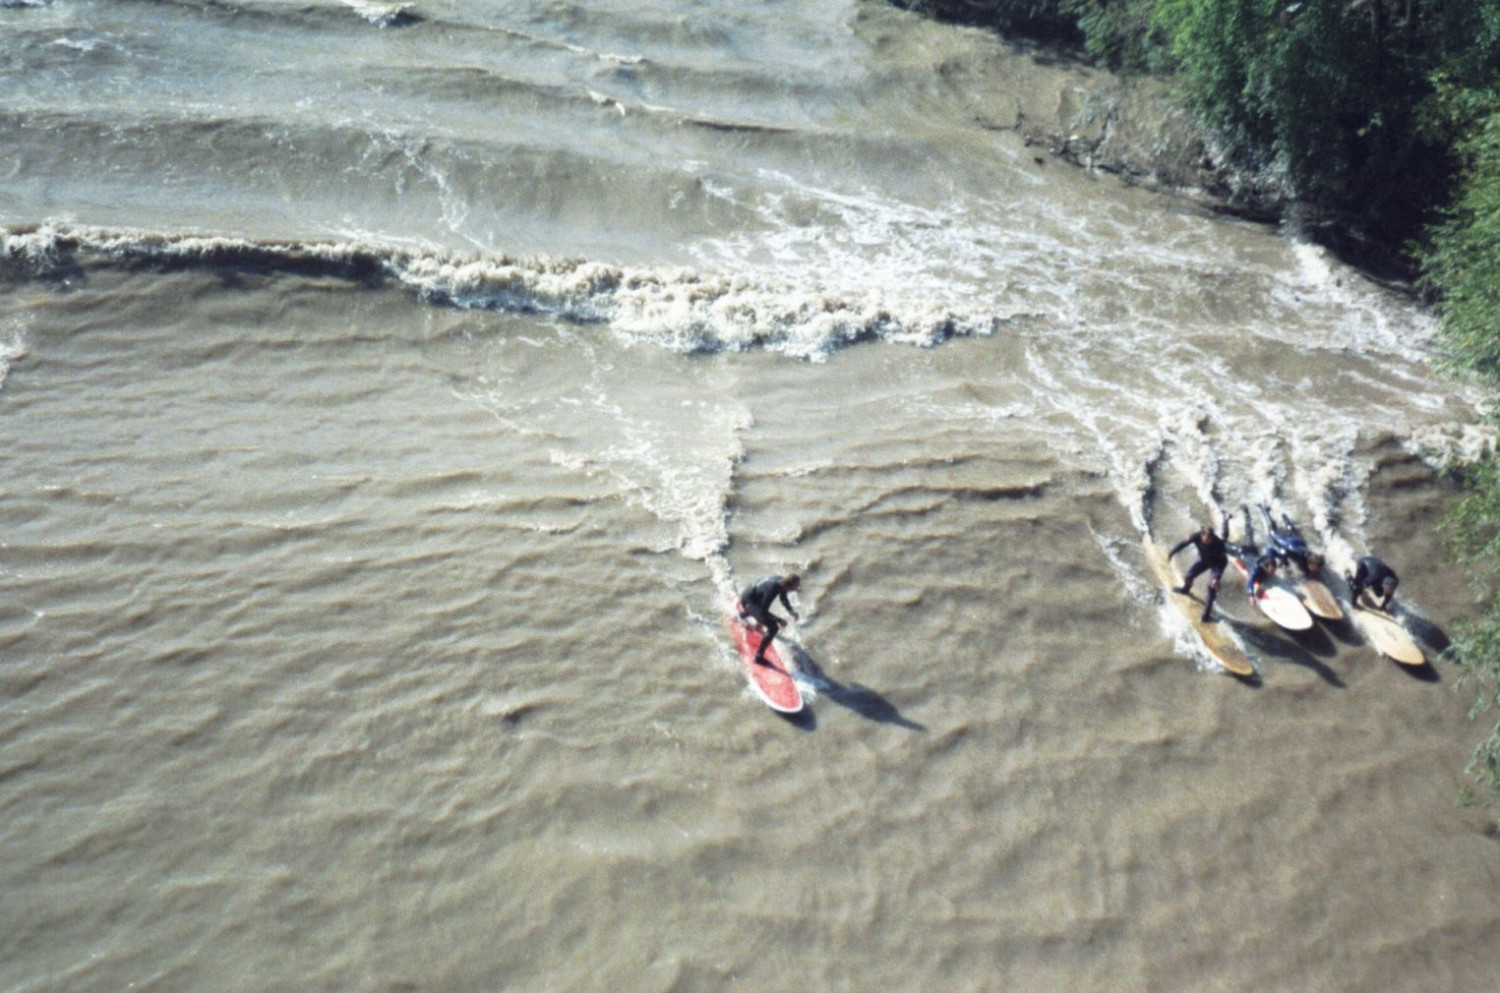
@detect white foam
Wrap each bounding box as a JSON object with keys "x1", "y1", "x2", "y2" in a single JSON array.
[
  {"x1": 0, "y1": 328, "x2": 27, "y2": 392},
  {"x1": 338, "y1": 0, "x2": 416, "y2": 28}
]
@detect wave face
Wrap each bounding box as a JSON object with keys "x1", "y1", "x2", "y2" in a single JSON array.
[{"x1": 2, "y1": 4, "x2": 1497, "y2": 993}]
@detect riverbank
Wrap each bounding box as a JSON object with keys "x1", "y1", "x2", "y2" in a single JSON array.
[{"x1": 901, "y1": 7, "x2": 1430, "y2": 280}]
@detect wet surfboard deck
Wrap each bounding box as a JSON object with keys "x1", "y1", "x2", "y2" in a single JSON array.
[
  {"x1": 1230, "y1": 556, "x2": 1315, "y2": 630},
  {"x1": 1351, "y1": 594, "x2": 1425, "y2": 666},
  {"x1": 726, "y1": 610, "x2": 804, "y2": 713},
  {"x1": 1295, "y1": 576, "x2": 1343, "y2": 621},
  {"x1": 1255, "y1": 586, "x2": 1315, "y2": 630},
  {"x1": 1143, "y1": 540, "x2": 1255, "y2": 676}
]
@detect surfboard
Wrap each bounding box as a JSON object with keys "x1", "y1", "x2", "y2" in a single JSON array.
[
  {"x1": 726, "y1": 609, "x2": 803, "y2": 713},
  {"x1": 1230, "y1": 555, "x2": 1315, "y2": 631},
  {"x1": 1255, "y1": 586, "x2": 1315, "y2": 630},
  {"x1": 1295, "y1": 576, "x2": 1343, "y2": 621},
  {"x1": 1352, "y1": 594, "x2": 1425, "y2": 666},
  {"x1": 1143, "y1": 540, "x2": 1255, "y2": 676}
]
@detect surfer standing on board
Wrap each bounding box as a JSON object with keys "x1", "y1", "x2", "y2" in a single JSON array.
[
  {"x1": 1348, "y1": 556, "x2": 1400, "y2": 610},
  {"x1": 738, "y1": 574, "x2": 801, "y2": 666},
  {"x1": 1168, "y1": 524, "x2": 1229, "y2": 623}
]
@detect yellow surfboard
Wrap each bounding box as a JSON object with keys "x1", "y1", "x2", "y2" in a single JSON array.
[
  {"x1": 1352, "y1": 593, "x2": 1425, "y2": 666},
  {"x1": 1143, "y1": 540, "x2": 1255, "y2": 676},
  {"x1": 1295, "y1": 576, "x2": 1343, "y2": 621}
]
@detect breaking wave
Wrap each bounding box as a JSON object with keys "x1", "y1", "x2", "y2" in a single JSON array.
[{"x1": 1, "y1": 222, "x2": 1017, "y2": 361}]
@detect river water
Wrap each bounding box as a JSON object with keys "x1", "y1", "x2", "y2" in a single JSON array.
[{"x1": 3, "y1": 2, "x2": 1498, "y2": 991}]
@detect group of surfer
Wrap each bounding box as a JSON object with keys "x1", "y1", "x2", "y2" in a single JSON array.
[
  {"x1": 738, "y1": 508, "x2": 1401, "y2": 665},
  {"x1": 1168, "y1": 505, "x2": 1400, "y2": 624}
]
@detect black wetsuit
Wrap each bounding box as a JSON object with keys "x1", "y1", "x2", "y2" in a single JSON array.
[
  {"x1": 1169, "y1": 529, "x2": 1228, "y2": 621},
  {"x1": 739, "y1": 576, "x2": 797, "y2": 662},
  {"x1": 1349, "y1": 556, "x2": 1399, "y2": 609}
]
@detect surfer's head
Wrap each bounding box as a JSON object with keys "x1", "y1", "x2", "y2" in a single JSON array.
[
  {"x1": 784, "y1": 574, "x2": 802, "y2": 592},
  {"x1": 1381, "y1": 575, "x2": 1399, "y2": 595},
  {"x1": 1306, "y1": 553, "x2": 1324, "y2": 575}
]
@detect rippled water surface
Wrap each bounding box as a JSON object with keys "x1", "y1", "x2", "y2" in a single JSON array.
[{"x1": 3, "y1": 2, "x2": 1498, "y2": 991}]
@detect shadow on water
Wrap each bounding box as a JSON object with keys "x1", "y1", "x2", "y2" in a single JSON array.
[
  {"x1": 1323, "y1": 617, "x2": 1366, "y2": 649},
  {"x1": 789, "y1": 647, "x2": 927, "y2": 731},
  {"x1": 1235, "y1": 624, "x2": 1347, "y2": 688},
  {"x1": 1337, "y1": 609, "x2": 1444, "y2": 683},
  {"x1": 1400, "y1": 611, "x2": 1451, "y2": 656},
  {"x1": 1289, "y1": 621, "x2": 1338, "y2": 657},
  {"x1": 1392, "y1": 658, "x2": 1442, "y2": 683},
  {"x1": 779, "y1": 706, "x2": 818, "y2": 731}
]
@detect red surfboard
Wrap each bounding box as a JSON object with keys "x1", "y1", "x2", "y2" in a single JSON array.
[{"x1": 726, "y1": 608, "x2": 803, "y2": 713}]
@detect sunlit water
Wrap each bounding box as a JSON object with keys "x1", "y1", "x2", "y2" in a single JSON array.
[{"x1": 3, "y1": 2, "x2": 1498, "y2": 991}]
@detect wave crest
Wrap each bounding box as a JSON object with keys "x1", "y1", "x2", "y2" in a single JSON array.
[{"x1": 3, "y1": 222, "x2": 1015, "y2": 360}]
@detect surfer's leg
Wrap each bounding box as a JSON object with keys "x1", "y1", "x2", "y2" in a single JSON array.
[
  {"x1": 1201, "y1": 568, "x2": 1223, "y2": 622},
  {"x1": 753, "y1": 616, "x2": 780, "y2": 664},
  {"x1": 1178, "y1": 560, "x2": 1206, "y2": 594},
  {"x1": 1348, "y1": 562, "x2": 1368, "y2": 604}
]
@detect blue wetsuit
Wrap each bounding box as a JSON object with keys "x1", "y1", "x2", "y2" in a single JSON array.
[
  {"x1": 1245, "y1": 554, "x2": 1277, "y2": 597},
  {"x1": 1259, "y1": 505, "x2": 1313, "y2": 573}
]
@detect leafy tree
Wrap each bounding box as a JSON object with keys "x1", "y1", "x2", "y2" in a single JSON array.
[
  {"x1": 1060, "y1": 0, "x2": 1168, "y2": 71},
  {"x1": 886, "y1": 0, "x2": 1082, "y2": 42},
  {"x1": 1425, "y1": 92, "x2": 1500, "y2": 798}
]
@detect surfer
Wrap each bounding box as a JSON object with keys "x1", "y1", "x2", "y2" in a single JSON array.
[
  {"x1": 1257, "y1": 504, "x2": 1325, "y2": 577},
  {"x1": 1347, "y1": 556, "x2": 1400, "y2": 611},
  {"x1": 1168, "y1": 524, "x2": 1229, "y2": 622},
  {"x1": 1229, "y1": 505, "x2": 1279, "y2": 601},
  {"x1": 1241, "y1": 551, "x2": 1279, "y2": 600},
  {"x1": 737, "y1": 574, "x2": 801, "y2": 666}
]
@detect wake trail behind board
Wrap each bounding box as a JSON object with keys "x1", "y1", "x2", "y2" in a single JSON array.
[
  {"x1": 1351, "y1": 593, "x2": 1425, "y2": 666},
  {"x1": 1143, "y1": 539, "x2": 1255, "y2": 677}
]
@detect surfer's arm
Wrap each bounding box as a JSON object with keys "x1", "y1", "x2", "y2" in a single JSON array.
[
  {"x1": 1167, "y1": 537, "x2": 1191, "y2": 557},
  {"x1": 777, "y1": 589, "x2": 800, "y2": 620}
]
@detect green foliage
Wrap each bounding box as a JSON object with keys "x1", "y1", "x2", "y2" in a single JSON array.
[
  {"x1": 1443, "y1": 598, "x2": 1500, "y2": 796},
  {"x1": 1424, "y1": 102, "x2": 1500, "y2": 380},
  {"x1": 1060, "y1": 0, "x2": 1169, "y2": 71},
  {"x1": 1146, "y1": 0, "x2": 1484, "y2": 241},
  {"x1": 1427, "y1": 94, "x2": 1500, "y2": 801},
  {"x1": 887, "y1": 0, "x2": 1081, "y2": 42}
]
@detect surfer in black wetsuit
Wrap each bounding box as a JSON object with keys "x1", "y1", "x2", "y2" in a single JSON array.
[
  {"x1": 1347, "y1": 556, "x2": 1399, "y2": 611},
  {"x1": 1168, "y1": 523, "x2": 1229, "y2": 623},
  {"x1": 738, "y1": 574, "x2": 801, "y2": 666}
]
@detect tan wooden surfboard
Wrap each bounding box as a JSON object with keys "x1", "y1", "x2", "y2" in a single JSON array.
[
  {"x1": 1143, "y1": 540, "x2": 1255, "y2": 676},
  {"x1": 1295, "y1": 576, "x2": 1343, "y2": 621},
  {"x1": 1352, "y1": 593, "x2": 1425, "y2": 666}
]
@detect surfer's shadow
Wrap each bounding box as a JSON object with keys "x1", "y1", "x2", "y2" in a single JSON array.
[
  {"x1": 787, "y1": 646, "x2": 927, "y2": 732},
  {"x1": 1349, "y1": 613, "x2": 1445, "y2": 682},
  {"x1": 1397, "y1": 611, "x2": 1451, "y2": 657},
  {"x1": 1230, "y1": 622, "x2": 1347, "y2": 688}
]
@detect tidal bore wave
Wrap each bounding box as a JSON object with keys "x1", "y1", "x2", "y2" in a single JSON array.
[{"x1": 2, "y1": 222, "x2": 1024, "y2": 360}]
